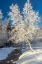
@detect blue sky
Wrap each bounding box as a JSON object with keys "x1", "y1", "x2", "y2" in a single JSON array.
[{"x1": 0, "y1": 0, "x2": 42, "y2": 28}]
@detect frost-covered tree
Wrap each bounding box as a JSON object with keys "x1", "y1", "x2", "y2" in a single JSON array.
[
  {"x1": 8, "y1": 0, "x2": 40, "y2": 51},
  {"x1": 22, "y1": 0, "x2": 40, "y2": 51},
  {"x1": 0, "y1": 10, "x2": 3, "y2": 35},
  {"x1": 8, "y1": 4, "x2": 22, "y2": 25},
  {"x1": 7, "y1": 19, "x2": 11, "y2": 32},
  {"x1": 0, "y1": 10, "x2": 10, "y2": 44},
  {"x1": 2, "y1": 18, "x2": 11, "y2": 43},
  {"x1": 6, "y1": 19, "x2": 11, "y2": 42},
  {"x1": 0, "y1": 10, "x2": 3, "y2": 27}
]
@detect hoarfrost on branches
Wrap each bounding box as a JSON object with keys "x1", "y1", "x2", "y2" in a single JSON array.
[
  {"x1": 0, "y1": 10, "x2": 10, "y2": 43},
  {"x1": 9, "y1": 4, "x2": 22, "y2": 25},
  {"x1": 8, "y1": 0, "x2": 40, "y2": 51}
]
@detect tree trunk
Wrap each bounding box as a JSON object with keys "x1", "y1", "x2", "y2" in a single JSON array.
[{"x1": 28, "y1": 39, "x2": 34, "y2": 52}]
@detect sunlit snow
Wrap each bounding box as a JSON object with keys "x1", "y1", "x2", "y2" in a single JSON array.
[{"x1": 16, "y1": 42, "x2": 42, "y2": 64}]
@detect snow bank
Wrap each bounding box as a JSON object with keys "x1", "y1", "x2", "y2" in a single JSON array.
[
  {"x1": 0, "y1": 47, "x2": 14, "y2": 60},
  {"x1": 16, "y1": 49, "x2": 42, "y2": 64}
]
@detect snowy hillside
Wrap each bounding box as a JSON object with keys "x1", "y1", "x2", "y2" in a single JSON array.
[{"x1": 16, "y1": 49, "x2": 42, "y2": 64}]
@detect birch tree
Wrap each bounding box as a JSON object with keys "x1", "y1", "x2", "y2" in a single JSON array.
[
  {"x1": 22, "y1": 0, "x2": 40, "y2": 51},
  {"x1": 8, "y1": 0, "x2": 40, "y2": 51}
]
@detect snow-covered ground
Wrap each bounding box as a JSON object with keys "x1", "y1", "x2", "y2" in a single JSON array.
[
  {"x1": 0, "y1": 40, "x2": 42, "y2": 64},
  {"x1": 16, "y1": 42, "x2": 42, "y2": 64},
  {"x1": 0, "y1": 47, "x2": 14, "y2": 60}
]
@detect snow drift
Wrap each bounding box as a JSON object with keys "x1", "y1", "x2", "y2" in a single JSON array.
[{"x1": 16, "y1": 49, "x2": 42, "y2": 64}]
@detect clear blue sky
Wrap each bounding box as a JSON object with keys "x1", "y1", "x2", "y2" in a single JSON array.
[{"x1": 0, "y1": 0, "x2": 42, "y2": 28}]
